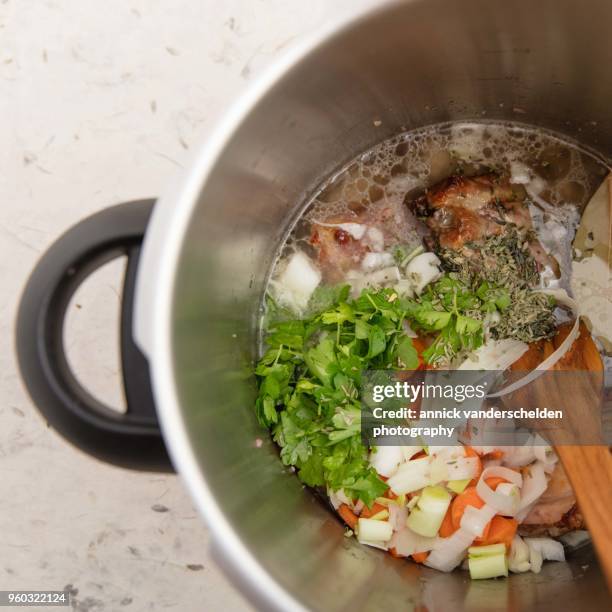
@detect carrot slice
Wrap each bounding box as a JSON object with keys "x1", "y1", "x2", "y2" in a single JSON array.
[
  {"x1": 389, "y1": 547, "x2": 405, "y2": 558},
  {"x1": 484, "y1": 450, "x2": 504, "y2": 460},
  {"x1": 479, "y1": 516, "x2": 518, "y2": 549},
  {"x1": 412, "y1": 551, "x2": 429, "y2": 564},
  {"x1": 439, "y1": 505, "x2": 455, "y2": 538},
  {"x1": 360, "y1": 502, "x2": 387, "y2": 519},
  {"x1": 450, "y1": 486, "x2": 484, "y2": 531},
  {"x1": 338, "y1": 504, "x2": 358, "y2": 530},
  {"x1": 484, "y1": 476, "x2": 508, "y2": 491}
]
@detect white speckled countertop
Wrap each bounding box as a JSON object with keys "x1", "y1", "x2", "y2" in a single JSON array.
[{"x1": 0, "y1": 1, "x2": 371, "y2": 610}]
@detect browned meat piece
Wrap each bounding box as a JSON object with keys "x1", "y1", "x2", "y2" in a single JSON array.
[
  {"x1": 309, "y1": 200, "x2": 420, "y2": 283},
  {"x1": 519, "y1": 462, "x2": 584, "y2": 535},
  {"x1": 309, "y1": 215, "x2": 370, "y2": 283},
  {"x1": 519, "y1": 506, "x2": 585, "y2": 537},
  {"x1": 408, "y1": 173, "x2": 558, "y2": 275}
]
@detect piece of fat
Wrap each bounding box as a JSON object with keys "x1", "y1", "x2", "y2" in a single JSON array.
[
  {"x1": 405, "y1": 252, "x2": 442, "y2": 294},
  {"x1": 275, "y1": 251, "x2": 321, "y2": 312}
]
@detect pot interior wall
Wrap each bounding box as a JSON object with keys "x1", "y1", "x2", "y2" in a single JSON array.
[{"x1": 170, "y1": 0, "x2": 611, "y2": 609}]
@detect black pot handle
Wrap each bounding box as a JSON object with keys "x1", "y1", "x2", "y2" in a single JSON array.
[{"x1": 16, "y1": 200, "x2": 173, "y2": 471}]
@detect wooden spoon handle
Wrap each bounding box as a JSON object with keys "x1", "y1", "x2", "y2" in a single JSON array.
[{"x1": 555, "y1": 445, "x2": 612, "y2": 592}]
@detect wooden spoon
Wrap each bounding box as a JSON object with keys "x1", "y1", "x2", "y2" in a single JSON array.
[{"x1": 502, "y1": 321, "x2": 612, "y2": 591}]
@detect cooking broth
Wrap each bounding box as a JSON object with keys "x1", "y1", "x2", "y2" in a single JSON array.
[
  {"x1": 268, "y1": 121, "x2": 610, "y2": 352},
  {"x1": 256, "y1": 121, "x2": 611, "y2": 578}
]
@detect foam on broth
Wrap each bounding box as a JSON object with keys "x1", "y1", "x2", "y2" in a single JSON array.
[{"x1": 267, "y1": 120, "x2": 610, "y2": 355}]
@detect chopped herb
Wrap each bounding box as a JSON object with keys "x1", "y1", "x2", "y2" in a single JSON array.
[{"x1": 438, "y1": 226, "x2": 556, "y2": 343}]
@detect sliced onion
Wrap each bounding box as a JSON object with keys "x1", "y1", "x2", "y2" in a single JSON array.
[
  {"x1": 533, "y1": 435, "x2": 558, "y2": 472},
  {"x1": 524, "y1": 537, "x2": 565, "y2": 563},
  {"x1": 516, "y1": 462, "x2": 548, "y2": 520},
  {"x1": 401, "y1": 445, "x2": 425, "y2": 461},
  {"x1": 328, "y1": 488, "x2": 352, "y2": 510},
  {"x1": 369, "y1": 446, "x2": 404, "y2": 478},
  {"x1": 425, "y1": 529, "x2": 474, "y2": 572},
  {"x1": 500, "y1": 438, "x2": 538, "y2": 468},
  {"x1": 387, "y1": 456, "x2": 431, "y2": 494},
  {"x1": 388, "y1": 527, "x2": 437, "y2": 557},
  {"x1": 405, "y1": 252, "x2": 442, "y2": 294},
  {"x1": 508, "y1": 535, "x2": 531, "y2": 573},
  {"x1": 527, "y1": 542, "x2": 543, "y2": 573},
  {"x1": 461, "y1": 504, "x2": 497, "y2": 537},
  {"x1": 445, "y1": 456, "x2": 480, "y2": 481},
  {"x1": 362, "y1": 251, "x2": 395, "y2": 271},
  {"x1": 487, "y1": 289, "x2": 579, "y2": 398},
  {"x1": 364, "y1": 226, "x2": 385, "y2": 251},
  {"x1": 476, "y1": 466, "x2": 523, "y2": 516},
  {"x1": 388, "y1": 504, "x2": 408, "y2": 531}
]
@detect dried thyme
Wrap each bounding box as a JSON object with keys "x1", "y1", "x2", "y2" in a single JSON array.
[{"x1": 438, "y1": 226, "x2": 556, "y2": 343}]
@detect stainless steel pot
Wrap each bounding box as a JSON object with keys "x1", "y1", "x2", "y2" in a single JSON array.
[{"x1": 17, "y1": 0, "x2": 612, "y2": 609}]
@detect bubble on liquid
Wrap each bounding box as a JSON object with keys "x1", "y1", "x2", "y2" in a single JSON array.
[{"x1": 286, "y1": 121, "x2": 609, "y2": 265}]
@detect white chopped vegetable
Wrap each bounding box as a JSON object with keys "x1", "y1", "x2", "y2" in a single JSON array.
[
  {"x1": 428, "y1": 455, "x2": 479, "y2": 484},
  {"x1": 364, "y1": 226, "x2": 385, "y2": 251},
  {"x1": 461, "y1": 504, "x2": 497, "y2": 537},
  {"x1": 509, "y1": 161, "x2": 532, "y2": 185},
  {"x1": 406, "y1": 486, "x2": 452, "y2": 537},
  {"x1": 457, "y1": 338, "x2": 529, "y2": 371},
  {"x1": 405, "y1": 252, "x2": 442, "y2": 294},
  {"x1": 369, "y1": 446, "x2": 404, "y2": 478},
  {"x1": 488, "y1": 289, "x2": 579, "y2": 398},
  {"x1": 525, "y1": 538, "x2": 565, "y2": 563},
  {"x1": 388, "y1": 527, "x2": 437, "y2": 557},
  {"x1": 500, "y1": 438, "x2": 538, "y2": 468},
  {"x1": 508, "y1": 535, "x2": 531, "y2": 573},
  {"x1": 401, "y1": 446, "x2": 425, "y2": 462},
  {"x1": 387, "y1": 456, "x2": 431, "y2": 494},
  {"x1": 361, "y1": 251, "x2": 395, "y2": 271},
  {"x1": 476, "y1": 466, "x2": 522, "y2": 516},
  {"x1": 527, "y1": 542, "x2": 543, "y2": 573},
  {"x1": 446, "y1": 457, "x2": 481, "y2": 481},
  {"x1": 394, "y1": 279, "x2": 415, "y2": 298},
  {"x1": 357, "y1": 517, "x2": 393, "y2": 543},
  {"x1": 425, "y1": 527, "x2": 475, "y2": 572},
  {"x1": 350, "y1": 266, "x2": 402, "y2": 295},
  {"x1": 388, "y1": 503, "x2": 408, "y2": 531},
  {"x1": 328, "y1": 488, "x2": 353, "y2": 510},
  {"x1": 273, "y1": 251, "x2": 321, "y2": 312},
  {"x1": 313, "y1": 220, "x2": 367, "y2": 240}
]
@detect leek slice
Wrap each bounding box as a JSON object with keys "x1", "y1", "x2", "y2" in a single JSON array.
[
  {"x1": 447, "y1": 479, "x2": 470, "y2": 494},
  {"x1": 357, "y1": 518, "x2": 393, "y2": 542},
  {"x1": 468, "y1": 553, "x2": 508, "y2": 580},
  {"x1": 406, "y1": 486, "x2": 451, "y2": 537},
  {"x1": 468, "y1": 544, "x2": 509, "y2": 579}
]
